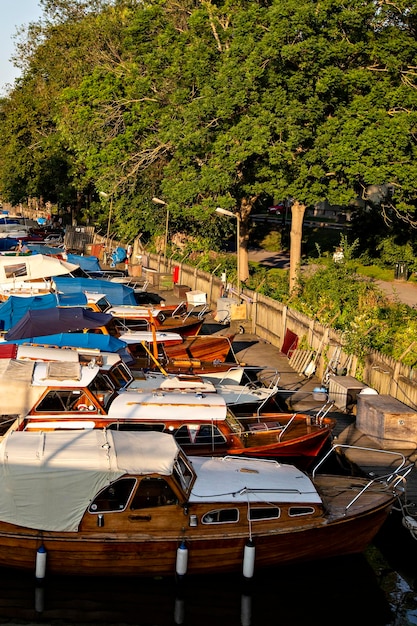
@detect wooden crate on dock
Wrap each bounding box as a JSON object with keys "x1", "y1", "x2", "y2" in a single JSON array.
[
  {"x1": 356, "y1": 394, "x2": 417, "y2": 450},
  {"x1": 174, "y1": 284, "x2": 191, "y2": 298},
  {"x1": 328, "y1": 375, "x2": 367, "y2": 411}
]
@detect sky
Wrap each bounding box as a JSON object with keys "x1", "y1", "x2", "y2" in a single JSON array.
[{"x1": 0, "y1": 0, "x2": 44, "y2": 95}]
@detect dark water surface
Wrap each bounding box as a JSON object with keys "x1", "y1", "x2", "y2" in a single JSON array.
[{"x1": 0, "y1": 517, "x2": 417, "y2": 626}]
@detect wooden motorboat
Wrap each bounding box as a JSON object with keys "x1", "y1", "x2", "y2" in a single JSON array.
[
  {"x1": 120, "y1": 331, "x2": 237, "y2": 364},
  {"x1": 0, "y1": 348, "x2": 329, "y2": 468},
  {"x1": 0, "y1": 428, "x2": 409, "y2": 577},
  {"x1": 0, "y1": 254, "x2": 79, "y2": 301},
  {"x1": 17, "y1": 392, "x2": 335, "y2": 469},
  {"x1": 86, "y1": 295, "x2": 205, "y2": 339},
  {"x1": 107, "y1": 304, "x2": 205, "y2": 338},
  {"x1": 126, "y1": 369, "x2": 283, "y2": 414},
  {"x1": 164, "y1": 333, "x2": 235, "y2": 362}
]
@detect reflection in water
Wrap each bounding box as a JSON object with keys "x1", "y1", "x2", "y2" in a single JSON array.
[
  {"x1": 371, "y1": 511, "x2": 417, "y2": 626},
  {"x1": 0, "y1": 550, "x2": 408, "y2": 626}
]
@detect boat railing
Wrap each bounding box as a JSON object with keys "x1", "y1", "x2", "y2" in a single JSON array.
[
  {"x1": 312, "y1": 443, "x2": 410, "y2": 480},
  {"x1": 277, "y1": 414, "x2": 296, "y2": 441},
  {"x1": 171, "y1": 301, "x2": 188, "y2": 318},
  {"x1": 215, "y1": 366, "x2": 249, "y2": 385},
  {"x1": 253, "y1": 371, "x2": 281, "y2": 415},
  {"x1": 313, "y1": 400, "x2": 335, "y2": 425},
  {"x1": 312, "y1": 443, "x2": 414, "y2": 511},
  {"x1": 219, "y1": 370, "x2": 280, "y2": 407},
  {"x1": 181, "y1": 303, "x2": 209, "y2": 321}
]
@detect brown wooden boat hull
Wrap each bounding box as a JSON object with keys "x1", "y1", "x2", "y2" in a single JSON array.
[
  {"x1": 19, "y1": 413, "x2": 334, "y2": 469},
  {"x1": 164, "y1": 334, "x2": 235, "y2": 362},
  {"x1": 0, "y1": 498, "x2": 394, "y2": 577},
  {"x1": 156, "y1": 317, "x2": 204, "y2": 337}
]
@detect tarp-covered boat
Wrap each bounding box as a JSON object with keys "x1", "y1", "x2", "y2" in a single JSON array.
[
  {"x1": 54, "y1": 276, "x2": 137, "y2": 305},
  {"x1": 4, "y1": 307, "x2": 112, "y2": 340},
  {"x1": 0, "y1": 254, "x2": 78, "y2": 284},
  {"x1": 0, "y1": 429, "x2": 408, "y2": 577}
]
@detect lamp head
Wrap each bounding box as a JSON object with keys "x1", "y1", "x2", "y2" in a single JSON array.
[
  {"x1": 215, "y1": 207, "x2": 235, "y2": 218},
  {"x1": 152, "y1": 197, "x2": 167, "y2": 206}
]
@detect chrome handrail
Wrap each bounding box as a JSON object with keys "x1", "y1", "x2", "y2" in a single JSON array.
[{"x1": 312, "y1": 443, "x2": 410, "y2": 479}]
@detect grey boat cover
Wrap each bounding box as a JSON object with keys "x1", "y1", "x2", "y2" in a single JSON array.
[{"x1": 0, "y1": 430, "x2": 179, "y2": 532}]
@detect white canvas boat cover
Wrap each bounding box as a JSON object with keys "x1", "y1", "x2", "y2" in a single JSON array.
[
  {"x1": 107, "y1": 306, "x2": 163, "y2": 318},
  {"x1": 31, "y1": 361, "x2": 99, "y2": 387},
  {"x1": 0, "y1": 430, "x2": 179, "y2": 532},
  {"x1": 0, "y1": 359, "x2": 101, "y2": 417},
  {"x1": 16, "y1": 345, "x2": 80, "y2": 363},
  {"x1": 118, "y1": 331, "x2": 183, "y2": 344},
  {"x1": 188, "y1": 456, "x2": 322, "y2": 505},
  {"x1": 0, "y1": 254, "x2": 79, "y2": 284},
  {"x1": 0, "y1": 359, "x2": 44, "y2": 417},
  {"x1": 128, "y1": 371, "x2": 276, "y2": 407},
  {"x1": 109, "y1": 389, "x2": 227, "y2": 421},
  {"x1": 128, "y1": 372, "x2": 217, "y2": 394}
]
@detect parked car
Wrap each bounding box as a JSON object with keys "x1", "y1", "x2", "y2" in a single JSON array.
[{"x1": 267, "y1": 202, "x2": 285, "y2": 214}]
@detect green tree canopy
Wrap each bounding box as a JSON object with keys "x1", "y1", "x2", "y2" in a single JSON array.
[{"x1": 0, "y1": 0, "x2": 416, "y2": 262}]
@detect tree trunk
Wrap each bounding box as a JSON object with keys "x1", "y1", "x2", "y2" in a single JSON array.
[
  {"x1": 239, "y1": 218, "x2": 250, "y2": 283},
  {"x1": 238, "y1": 197, "x2": 255, "y2": 284},
  {"x1": 289, "y1": 201, "x2": 306, "y2": 294}
]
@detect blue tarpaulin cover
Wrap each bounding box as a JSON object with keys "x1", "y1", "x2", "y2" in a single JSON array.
[
  {"x1": 4, "y1": 307, "x2": 112, "y2": 340},
  {"x1": 0, "y1": 294, "x2": 58, "y2": 331},
  {"x1": 28, "y1": 244, "x2": 64, "y2": 256},
  {"x1": 56, "y1": 292, "x2": 88, "y2": 307},
  {"x1": 110, "y1": 247, "x2": 127, "y2": 267},
  {"x1": 54, "y1": 276, "x2": 136, "y2": 305},
  {"x1": 0, "y1": 238, "x2": 19, "y2": 251},
  {"x1": 66, "y1": 254, "x2": 101, "y2": 272}
]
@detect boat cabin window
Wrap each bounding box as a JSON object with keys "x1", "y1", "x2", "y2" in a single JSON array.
[
  {"x1": 173, "y1": 455, "x2": 194, "y2": 492},
  {"x1": 89, "y1": 478, "x2": 136, "y2": 513},
  {"x1": 108, "y1": 422, "x2": 165, "y2": 433},
  {"x1": 106, "y1": 423, "x2": 227, "y2": 448},
  {"x1": 87, "y1": 372, "x2": 117, "y2": 409},
  {"x1": 288, "y1": 506, "x2": 316, "y2": 517},
  {"x1": 174, "y1": 424, "x2": 226, "y2": 445},
  {"x1": 89, "y1": 297, "x2": 111, "y2": 313},
  {"x1": 248, "y1": 506, "x2": 280, "y2": 521},
  {"x1": 202, "y1": 509, "x2": 239, "y2": 524},
  {"x1": 0, "y1": 414, "x2": 18, "y2": 436},
  {"x1": 113, "y1": 318, "x2": 149, "y2": 332},
  {"x1": 105, "y1": 362, "x2": 134, "y2": 390},
  {"x1": 35, "y1": 389, "x2": 98, "y2": 413},
  {"x1": 130, "y1": 477, "x2": 178, "y2": 509},
  {"x1": 4, "y1": 261, "x2": 27, "y2": 278}
]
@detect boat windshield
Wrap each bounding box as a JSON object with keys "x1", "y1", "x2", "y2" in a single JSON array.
[
  {"x1": 225, "y1": 411, "x2": 244, "y2": 433},
  {"x1": 87, "y1": 372, "x2": 117, "y2": 409},
  {"x1": 173, "y1": 454, "x2": 194, "y2": 493},
  {"x1": 105, "y1": 362, "x2": 134, "y2": 390}
]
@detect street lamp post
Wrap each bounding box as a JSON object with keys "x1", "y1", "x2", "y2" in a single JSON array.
[
  {"x1": 152, "y1": 197, "x2": 169, "y2": 267},
  {"x1": 99, "y1": 191, "x2": 113, "y2": 245},
  {"x1": 215, "y1": 207, "x2": 240, "y2": 297}
]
